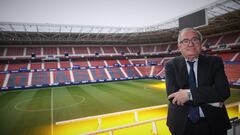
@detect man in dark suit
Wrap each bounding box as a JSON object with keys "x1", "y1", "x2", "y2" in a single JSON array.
[{"x1": 165, "y1": 28, "x2": 231, "y2": 135}]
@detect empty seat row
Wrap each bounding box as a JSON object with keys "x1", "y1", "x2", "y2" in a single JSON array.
[{"x1": 0, "y1": 65, "x2": 164, "y2": 88}]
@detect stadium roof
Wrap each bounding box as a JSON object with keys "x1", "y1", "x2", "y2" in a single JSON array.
[
  {"x1": 0, "y1": 0, "x2": 219, "y2": 27},
  {"x1": 0, "y1": 0, "x2": 240, "y2": 45}
]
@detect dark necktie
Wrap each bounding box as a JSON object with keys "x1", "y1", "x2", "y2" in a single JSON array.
[{"x1": 187, "y1": 61, "x2": 200, "y2": 123}]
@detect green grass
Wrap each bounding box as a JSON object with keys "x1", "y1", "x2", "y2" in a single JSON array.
[
  {"x1": 0, "y1": 79, "x2": 167, "y2": 135},
  {"x1": 226, "y1": 87, "x2": 240, "y2": 104},
  {"x1": 0, "y1": 79, "x2": 239, "y2": 135}
]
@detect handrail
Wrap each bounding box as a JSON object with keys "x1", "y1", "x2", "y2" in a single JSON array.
[{"x1": 81, "y1": 116, "x2": 167, "y2": 135}]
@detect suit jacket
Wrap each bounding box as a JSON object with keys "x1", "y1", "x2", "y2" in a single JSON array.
[{"x1": 165, "y1": 54, "x2": 231, "y2": 135}]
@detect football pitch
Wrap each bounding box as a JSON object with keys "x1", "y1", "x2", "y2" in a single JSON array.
[{"x1": 0, "y1": 79, "x2": 239, "y2": 135}]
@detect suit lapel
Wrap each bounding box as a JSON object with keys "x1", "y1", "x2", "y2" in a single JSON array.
[
  {"x1": 197, "y1": 55, "x2": 205, "y2": 86},
  {"x1": 178, "y1": 56, "x2": 188, "y2": 88}
]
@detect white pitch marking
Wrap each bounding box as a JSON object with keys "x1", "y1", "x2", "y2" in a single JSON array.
[{"x1": 51, "y1": 88, "x2": 54, "y2": 135}]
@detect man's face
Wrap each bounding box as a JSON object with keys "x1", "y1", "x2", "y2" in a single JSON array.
[{"x1": 178, "y1": 30, "x2": 202, "y2": 60}]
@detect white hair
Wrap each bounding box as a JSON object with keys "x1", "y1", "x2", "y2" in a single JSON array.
[{"x1": 177, "y1": 28, "x2": 203, "y2": 44}]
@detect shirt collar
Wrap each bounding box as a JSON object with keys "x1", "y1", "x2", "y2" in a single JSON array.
[{"x1": 185, "y1": 57, "x2": 199, "y2": 63}]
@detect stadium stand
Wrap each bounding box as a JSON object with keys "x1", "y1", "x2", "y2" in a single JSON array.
[
  {"x1": 137, "y1": 66, "x2": 152, "y2": 76},
  {"x1": 44, "y1": 47, "x2": 57, "y2": 55},
  {"x1": 7, "y1": 72, "x2": 28, "y2": 87},
  {"x1": 235, "y1": 53, "x2": 240, "y2": 61},
  {"x1": 0, "y1": 43, "x2": 239, "y2": 90},
  {"x1": 156, "y1": 44, "x2": 169, "y2": 52},
  {"x1": 59, "y1": 47, "x2": 73, "y2": 55},
  {"x1": 107, "y1": 67, "x2": 126, "y2": 79},
  {"x1": 106, "y1": 60, "x2": 119, "y2": 66},
  {"x1": 102, "y1": 46, "x2": 116, "y2": 54},
  {"x1": 168, "y1": 43, "x2": 178, "y2": 52},
  {"x1": 74, "y1": 47, "x2": 89, "y2": 55},
  {"x1": 128, "y1": 46, "x2": 141, "y2": 54},
  {"x1": 115, "y1": 46, "x2": 130, "y2": 54},
  {"x1": 147, "y1": 58, "x2": 163, "y2": 65},
  {"x1": 72, "y1": 60, "x2": 89, "y2": 67},
  {"x1": 26, "y1": 47, "x2": 41, "y2": 56},
  {"x1": 43, "y1": 47, "x2": 58, "y2": 55},
  {"x1": 204, "y1": 35, "x2": 222, "y2": 47},
  {"x1": 90, "y1": 68, "x2": 109, "y2": 80},
  {"x1": 0, "y1": 63, "x2": 6, "y2": 71},
  {"x1": 89, "y1": 46, "x2": 102, "y2": 54},
  {"x1": 31, "y1": 71, "x2": 50, "y2": 85},
  {"x1": 161, "y1": 58, "x2": 172, "y2": 66},
  {"x1": 44, "y1": 61, "x2": 58, "y2": 69},
  {"x1": 30, "y1": 62, "x2": 43, "y2": 70},
  {"x1": 89, "y1": 60, "x2": 105, "y2": 67},
  {"x1": 8, "y1": 63, "x2": 28, "y2": 71},
  {"x1": 143, "y1": 45, "x2": 155, "y2": 53},
  {"x1": 224, "y1": 63, "x2": 240, "y2": 83},
  {"x1": 0, "y1": 45, "x2": 239, "y2": 90},
  {"x1": 118, "y1": 59, "x2": 131, "y2": 65},
  {"x1": 219, "y1": 31, "x2": 240, "y2": 45},
  {"x1": 217, "y1": 52, "x2": 237, "y2": 61},
  {"x1": 130, "y1": 59, "x2": 146, "y2": 64},
  {"x1": 72, "y1": 69, "x2": 90, "y2": 82},
  {"x1": 6, "y1": 47, "x2": 24, "y2": 56},
  {"x1": 0, "y1": 30, "x2": 239, "y2": 60},
  {"x1": 53, "y1": 70, "x2": 71, "y2": 83},
  {"x1": 152, "y1": 66, "x2": 164, "y2": 76},
  {"x1": 0, "y1": 73, "x2": 5, "y2": 87},
  {"x1": 60, "y1": 61, "x2": 71, "y2": 68},
  {"x1": 122, "y1": 67, "x2": 141, "y2": 77}
]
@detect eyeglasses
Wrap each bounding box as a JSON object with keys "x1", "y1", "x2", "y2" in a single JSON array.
[{"x1": 180, "y1": 37, "x2": 201, "y2": 46}]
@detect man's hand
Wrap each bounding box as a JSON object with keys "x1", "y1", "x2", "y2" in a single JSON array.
[{"x1": 168, "y1": 89, "x2": 190, "y2": 106}]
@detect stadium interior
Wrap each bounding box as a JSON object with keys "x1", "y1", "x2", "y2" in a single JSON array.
[{"x1": 0, "y1": 0, "x2": 240, "y2": 135}]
